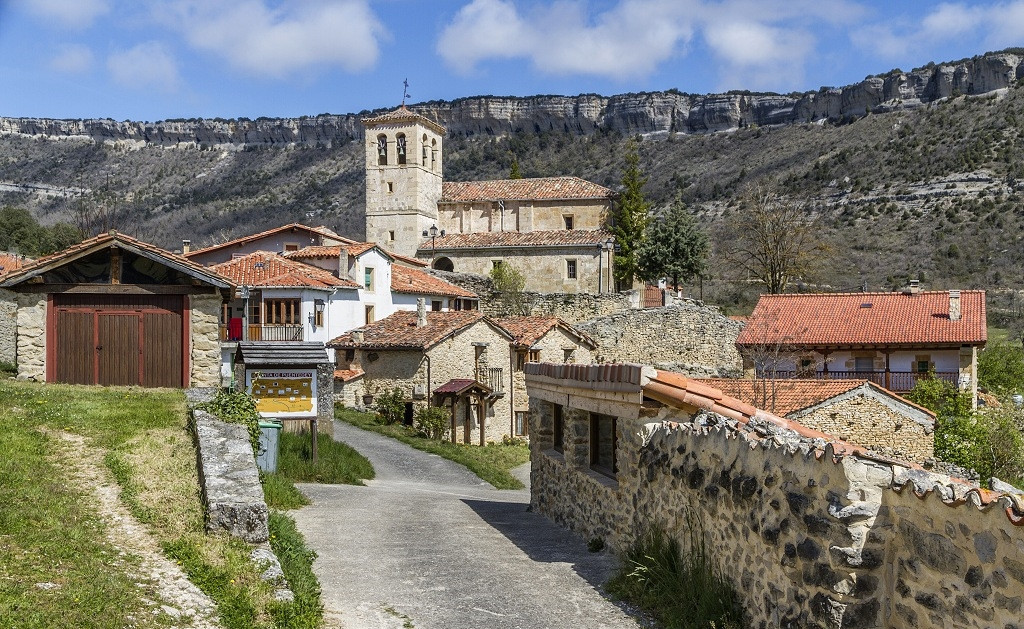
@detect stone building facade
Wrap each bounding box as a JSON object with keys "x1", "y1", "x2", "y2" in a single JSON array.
[{"x1": 526, "y1": 363, "x2": 1024, "y2": 629}]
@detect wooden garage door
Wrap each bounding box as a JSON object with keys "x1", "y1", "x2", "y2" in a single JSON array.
[{"x1": 51, "y1": 294, "x2": 185, "y2": 388}]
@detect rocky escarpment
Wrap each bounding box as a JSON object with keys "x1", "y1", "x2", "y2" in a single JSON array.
[{"x1": 1, "y1": 51, "x2": 1021, "y2": 146}]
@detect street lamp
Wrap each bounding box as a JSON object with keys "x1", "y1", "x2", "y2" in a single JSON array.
[
  {"x1": 422, "y1": 224, "x2": 445, "y2": 263},
  {"x1": 598, "y1": 237, "x2": 615, "y2": 293},
  {"x1": 239, "y1": 285, "x2": 250, "y2": 341}
]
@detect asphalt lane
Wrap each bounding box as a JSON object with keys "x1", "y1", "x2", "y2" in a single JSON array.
[{"x1": 291, "y1": 420, "x2": 639, "y2": 629}]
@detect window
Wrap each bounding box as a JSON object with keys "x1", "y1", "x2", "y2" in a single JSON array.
[
  {"x1": 422, "y1": 134, "x2": 428, "y2": 163},
  {"x1": 492, "y1": 260, "x2": 503, "y2": 269},
  {"x1": 250, "y1": 301, "x2": 261, "y2": 324},
  {"x1": 854, "y1": 356, "x2": 874, "y2": 373},
  {"x1": 364, "y1": 267, "x2": 375, "y2": 290},
  {"x1": 552, "y1": 403, "x2": 563, "y2": 453},
  {"x1": 314, "y1": 308, "x2": 323, "y2": 327},
  {"x1": 563, "y1": 215, "x2": 574, "y2": 230},
  {"x1": 563, "y1": 348, "x2": 575, "y2": 363},
  {"x1": 515, "y1": 349, "x2": 540, "y2": 371},
  {"x1": 388, "y1": 230, "x2": 395, "y2": 241},
  {"x1": 566, "y1": 259, "x2": 577, "y2": 280},
  {"x1": 915, "y1": 356, "x2": 932, "y2": 373},
  {"x1": 344, "y1": 349, "x2": 355, "y2": 362},
  {"x1": 431, "y1": 139, "x2": 437, "y2": 169},
  {"x1": 590, "y1": 413, "x2": 617, "y2": 478},
  {"x1": 284, "y1": 242, "x2": 299, "y2": 252},
  {"x1": 387, "y1": 181, "x2": 394, "y2": 193},
  {"x1": 514, "y1": 411, "x2": 528, "y2": 437},
  {"x1": 396, "y1": 134, "x2": 407, "y2": 165},
  {"x1": 431, "y1": 300, "x2": 442, "y2": 311},
  {"x1": 797, "y1": 355, "x2": 815, "y2": 377},
  {"x1": 265, "y1": 299, "x2": 300, "y2": 325},
  {"x1": 365, "y1": 305, "x2": 375, "y2": 324},
  {"x1": 376, "y1": 134, "x2": 388, "y2": 165}
]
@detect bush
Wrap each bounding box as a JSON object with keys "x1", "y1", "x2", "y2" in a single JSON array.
[
  {"x1": 413, "y1": 405, "x2": 450, "y2": 440},
  {"x1": 976, "y1": 406, "x2": 1024, "y2": 484},
  {"x1": 906, "y1": 373, "x2": 972, "y2": 417},
  {"x1": 374, "y1": 388, "x2": 405, "y2": 425},
  {"x1": 197, "y1": 388, "x2": 261, "y2": 455},
  {"x1": 978, "y1": 341, "x2": 1024, "y2": 395}
]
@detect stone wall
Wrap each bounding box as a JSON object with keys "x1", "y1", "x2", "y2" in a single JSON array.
[
  {"x1": 792, "y1": 391, "x2": 934, "y2": 462},
  {"x1": 16, "y1": 294, "x2": 46, "y2": 380},
  {"x1": 435, "y1": 246, "x2": 606, "y2": 295},
  {"x1": 189, "y1": 293, "x2": 222, "y2": 388},
  {"x1": 575, "y1": 301, "x2": 743, "y2": 376},
  {"x1": 527, "y1": 386, "x2": 1024, "y2": 629},
  {"x1": 0, "y1": 289, "x2": 17, "y2": 366}
]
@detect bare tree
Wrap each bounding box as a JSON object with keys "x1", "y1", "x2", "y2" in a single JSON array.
[
  {"x1": 737, "y1": 313, "x2": 812, "y2": 414},
  {"x1": 724, "y1": 181, "x2": 831, "y2": 294}
]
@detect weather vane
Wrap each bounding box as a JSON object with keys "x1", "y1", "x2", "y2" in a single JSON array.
[{"x1": 402, "y1": 78, "x2": 410, "y2": 107}]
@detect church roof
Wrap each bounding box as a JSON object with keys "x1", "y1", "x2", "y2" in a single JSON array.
[
  {"x1": 440, "y1": 177, "x2": 613, "y2": 203},
  {"x1": 361, "y1": 106, "x2": 446, "y2": 135},
  {"x1": 418, "y1": 229, "x2": 613, "y2": 252}
]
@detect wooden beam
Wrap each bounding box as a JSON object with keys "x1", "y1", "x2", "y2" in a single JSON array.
[{"x1": 16, "y1": 284, "x2": 215, "y2": 295}]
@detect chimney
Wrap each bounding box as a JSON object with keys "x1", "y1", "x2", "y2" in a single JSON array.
[
  {"x1": 949, "y1": 290, "x2": 961, "y2": 321},
  {"x1": 182, "y1": 239, "x2": 191, "y2": 254},
  {"x1": 351, "y1": 330, "x2": 364, "y2": 344},
  {"x1": 909, "y1": 279, "x2": 920, "y2": 294},
  {"x1": 416, "y1": 298, "x2": 428, "y2": 328}
]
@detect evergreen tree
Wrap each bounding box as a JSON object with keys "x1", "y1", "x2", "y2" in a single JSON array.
[
  {"x1": 638, "y1": 197, "x2": 709, "y2": 291},
  {"x1": 611, "y1": 138, "x2": 649, "y2": 288},
  {"x1": 509, "y1": 154, "x2": 523, "y2": 179}
]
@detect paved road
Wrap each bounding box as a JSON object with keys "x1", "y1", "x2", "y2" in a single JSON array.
[{"x1": 291, "y1": 420, "x2": 639, "y2": 629}]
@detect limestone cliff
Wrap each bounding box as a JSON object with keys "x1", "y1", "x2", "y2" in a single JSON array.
[{"x1": 1, "y1": 51, "x2": 1021, "y2": 145}]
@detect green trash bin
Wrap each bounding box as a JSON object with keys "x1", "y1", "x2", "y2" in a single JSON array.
[{"x1": 256, "y1": 421, "x2": 282, "y2": 473}]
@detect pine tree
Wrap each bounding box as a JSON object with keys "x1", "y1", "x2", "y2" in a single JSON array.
[
  {"x1": 509, "y1": 155, "x2": 523, "y2": 179},
  {"x1": 638, "y1": 197, "x2": 709, "y2": 291},
  {"x1": 610, "y1": 138, "x2": 649, "y2": 288}
]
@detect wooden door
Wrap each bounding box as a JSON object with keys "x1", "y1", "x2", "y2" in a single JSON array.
[
  {"x1": 98, "y1": 314, "x2": 139, "y2": 386},
  {"x1": 142, "y1": 312, "x2": 182, "y2": 388},
  {"x1": 55, "y1": 311, "x2": 94, "y2": 385}
]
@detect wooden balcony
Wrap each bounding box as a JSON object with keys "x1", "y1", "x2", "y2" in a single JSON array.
[
  {"x1": 765, "y1": 370, "x2": 958, "y2": 393},
  {"x1": 476, "y1": 367, "x2": 505, "y2": 395},
  {"x1": 220, "y1": 324, "x2": 304, "y2": 342}
]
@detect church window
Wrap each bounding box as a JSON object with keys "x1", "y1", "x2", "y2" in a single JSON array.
[
  {"x1": 388, "y1": 231, "x2": 395, "y2": 241},
  {"x1": 396, "y1": 134, "x2": 407, "y2": 165},
  {"x1": 431, "y1": 139, "x2": 437, "y2": 170},
  {"x1": 563, "y1": 215, "x2": 574, "y2": 230},
  {"x1": 387, "y1": 182, "x2": 394, "y2": 193},
  {"x1": 566, "y1": 259, "x2": 577, "y2": 280},
  {"x1": 377, "y1": 134, "x2": 388, "y2": 165},
  {"x1": 422, "y1": 134, "x2": 428, "y2": 163}
]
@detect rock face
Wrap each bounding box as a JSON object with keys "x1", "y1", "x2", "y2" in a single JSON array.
[{"x1": 2, "y1": 52, "x2": 1021, "y2": 145}]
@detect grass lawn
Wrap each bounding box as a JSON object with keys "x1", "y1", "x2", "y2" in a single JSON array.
[
  {"x1": 263, "y1": 431, "x2": 375, "y2": 510},
  {"x1": 335, "y1": 406, "x2": 530, "y2": 490},
  {"x1": 0, "y1": 380, "x2": 325, "y2": 629}
]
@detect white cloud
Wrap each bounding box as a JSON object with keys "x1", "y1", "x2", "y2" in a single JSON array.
[
  {"x1": 703, "y1": 21, "x2": 814, "y2": 90},
  {"x1": 107, "y1": 42, "x2": 182, "y2": 93},
  {"x1": 13, "y1": 0, "x2": 110, "y2": 28},
  {"x1": 49, "y1": 44, "x2": 95, "y2": 74},
  {"x1": 161, "y1": 0, "x2": 385, "y2": 78}
]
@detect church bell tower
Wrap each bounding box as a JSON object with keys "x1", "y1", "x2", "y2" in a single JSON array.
[{"x1": 362, "y1": 107, "x2": 445, "y2": 258}]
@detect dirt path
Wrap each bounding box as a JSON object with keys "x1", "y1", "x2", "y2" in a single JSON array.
[{"x1": 51, "y1": 430, "x2": 222, "y2": 629}]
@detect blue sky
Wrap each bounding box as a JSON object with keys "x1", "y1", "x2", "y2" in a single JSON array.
[{"x1": 0, "y1": 0, "x2": 1021, "y2": 121}]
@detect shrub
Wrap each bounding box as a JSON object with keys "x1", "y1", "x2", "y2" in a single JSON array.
[
  {"x1": 906, "y1": 373, "x2": 972, "y2": 417},
  {"x1": 976, "y1": 406, "x2": 1024, "y2": 484},
  {"x1": 978, "y1": 341, "x2": 1024, "y2": 395},
  {"x1": 413, "y1": 405, "x2": 450, "y2": 440},
  {"x1": 197, "y1": 388, "x2": 261, "y2": 455},
  {"x1": 374, "y1": 388, "x2": 406, "y2": 425}
]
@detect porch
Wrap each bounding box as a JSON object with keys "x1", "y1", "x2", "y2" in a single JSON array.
[{"x1": 765, "y1": 370, "x2": 958, "y2": 393}]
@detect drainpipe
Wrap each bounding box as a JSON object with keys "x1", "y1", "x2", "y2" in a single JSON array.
[
  {"x1": 425, "y1": 352, "x2": 431, "y2": 410},
  {"x1": 498, "y1": 199, "x2": 505, "y2": 232},
  {"x1": 509, "y1": 344, "x2": 515, "y2": 436}
]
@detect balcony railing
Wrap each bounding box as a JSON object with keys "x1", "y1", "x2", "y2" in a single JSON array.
[
  {"x1": 764, "y1": 370, "x2": 959, "y2": 392},
  {"x1": 220, "y1": 324, "x2": 304, "y2": 342},
  {"x1": 476, "y1": 367, "x2": 504, "y2": 394}
]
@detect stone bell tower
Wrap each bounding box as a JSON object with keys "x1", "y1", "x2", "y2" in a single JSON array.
[{"x1": 362, "y1": 107, "x2": 445, "y2": 258}]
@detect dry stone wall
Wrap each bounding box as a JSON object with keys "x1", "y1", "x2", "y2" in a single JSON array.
[
  {"x1": 15, "y1": 294, "x2": 45, "y2": 380},
  {"x1": 575, "y1": 301, "x2": 743, "y2": 376},
  {"x1": 189, "y1": 293, "x2": 222, "y2": 388},
  {"x1": 0, "y1": 289, "x2": 17, "y2": 365}
]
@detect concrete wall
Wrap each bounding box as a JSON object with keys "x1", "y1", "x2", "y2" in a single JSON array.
[
  {"x1": 575, "y1": 301, "x2": 743, "y2": 376},
  {"x1": 0, "y1": 288, "x2": 17, "y2": 365},
  {"x1": 527, "y1": 379, "x2": 1024, "y2": 629}
]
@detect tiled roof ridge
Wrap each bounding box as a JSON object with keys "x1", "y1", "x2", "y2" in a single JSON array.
[
  {"x1": 440, "y1": 176, "x2": 613, "y2": 202},
  {"x1": 327, "y1": 310, "x2": 488, "y2": 349},
  {"x1": 492, "y1": 315, "x2": 597, "y2": 349},
  {"x1": 185, "y1": 223, "x2": 355, "y2": 258},
  {"x1": 419, "y1": 228, "x2": 613, "y2": 251},
  {"x1": 761, "y1": 289, "x2": 985, "y2": 297},
  {"x1": 211, "y1": 250, "x2": 356, "y2": 288},
  {"x1": 391, "y1": 265, "x2": 477, "y2": 298}
]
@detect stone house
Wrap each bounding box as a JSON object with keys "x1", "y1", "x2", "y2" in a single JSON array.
[
  {"x1": 0, "y1": 252, "x2": 30, "y2": 365},
  {"x1": 525, "y1": 362, "x2": 1024, "y2": 629},
  {"x1": 0, "y1": 231, "x2": 232, "y2": 387},
  {"x1": 696, "y1": 378, "x2": 936, "y2": 461},
  {"x1": 329, "y1": 305, "x2": 515, "y2": 444},
  {"x1": 492, "y1": 316, "x2": 597, "y2": 437},
  {"x1": 738, "y1": 287, "x2": 987, "y2": 401}
]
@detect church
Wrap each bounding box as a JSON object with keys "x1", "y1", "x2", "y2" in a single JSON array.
[{"x1": 361, "y1": 107, "x2": 617, "y2": 294}]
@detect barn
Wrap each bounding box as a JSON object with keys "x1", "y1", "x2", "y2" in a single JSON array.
[{"x1": 0, "y1": 231, "x2": 233, "y2": 388}]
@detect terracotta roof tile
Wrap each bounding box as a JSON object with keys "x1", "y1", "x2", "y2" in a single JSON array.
[
  {"x1": 0, "y1": 252, "x2": 29, "y2": 275},
  {"x1": 419, "y1": 229, "x2": 612, "y2": 252},
  {"x1": 361, "y1": 106, "x2": 446, "y2": 134},
  {"x1": 737, "y1": 291, "x2": 987, "y2": 348},
  {"x1": 441, "y1": 176, "x2": 613, "y2": 202},
  {"x1": 211, "y1": 251, "x2": 358, "y2": 289},
  {"x1": 333, "y1": 368, "x2": 364, "y2": 382},
  {"x1": 493, "y1": 316, "x2": 596, "y2": 349},
  {"x1": 185, "y1": 223, "x2": 354, "y2": 259},
  {"x1": 328, "y1": 311, "x2": 503, "y2": 350},
  {"x1": 694, "y1": 378, "x2": 872, "y2": 417},
  {"x1": 392, "y1": 266, "x2": 477, "y2": 298}
]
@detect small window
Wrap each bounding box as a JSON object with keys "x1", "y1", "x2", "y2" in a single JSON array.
[
  {"x1": 284, "y1": 242, "x2": 299, "y2": 252},
  {"x1": 514, "y1": 411, "x2": 528, "y2": 437},
  {"x1": 566, "y1": 259, "x2": 577, "y2": 280},
  {"x1": 515, "y1": 349, "x2": 539, "y2": 371},
  {"x1": 365, "y1": 305, "x2": 375, "y2": 324},
  {"x1": 396, "y1": 133, "x2": 407, "y2": 165},
  {"x1": 431, "y1": 300, "x2": 442, "y2": 311},
  {"x1": 377, "y1": 134, "x2": 388, "y2": 165},
  {"x1": 552, "y1": 403, "x2": 563, "y2": 453},
  {"x1": 854, "y1": 356, "x2": 874, "y2": 373},
  {"x1": 590, "y1": 412, "x2": 617, "y2": 478},
  {"x1": 915, "y1": 357, "x2": 932, "y2": 373},
  {"x1": 364, "y1": 267, "x2": 375, "y2": 290},
  {"x1": 387, "y1": 181, "x2": 394, "y2": 193},
  {"x1": 563, "y1": 215, "x2": 574, "y2": 230},
  {"x1": 422, "y1": 134, "x2": 428, "y2": 163},
  {"x1": 563, "y1": 348, "x2": 575, "y2": 363},
  {"x1": 492, "y1": 260, "x2": 503, "y2": 269},
  {"x1": 265, "y1": 299, "x2": 301, "y2": 325},
  {"x1": 345, "y1": 349, "x2": 355, "y2": 361},
  {"x1": 388, "y1": 230, "x2": 395, "y2": 241},
  {"x1": 431, "y1": 139, "x2": 437, "y2": 169},
  {"x1": 250, "y1": 301, "x2": 261, "y2": 324}
]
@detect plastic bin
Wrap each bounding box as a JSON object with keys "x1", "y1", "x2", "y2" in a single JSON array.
[{"x1": 256, "y1": 421, "x2": 282, "y2": 473}]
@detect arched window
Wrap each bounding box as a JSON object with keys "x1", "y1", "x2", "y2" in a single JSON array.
[
  {"x1": 422, "y1": 134, "x2": 428, "y2": 164},
  {"x1": 376, "y1": 134, "x2": 388, "y2": 165},
  {"x1": 432, "y1": 257, "x2": 454, "y2": 272},
  {"x1": 431, "y1": 138, "x2": 437, "y2": 170},
  {"x1": 396, "y1": 133, "x2": 407, "y2": 165}
]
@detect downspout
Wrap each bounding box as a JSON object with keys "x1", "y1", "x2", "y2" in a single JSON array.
[
  {"x1": 425, "y1": 351, "x2": 431, "y2": 408},
  {"x1": 498, "y1": 199, "x2": 505, "y2": 232},
  {"x1": 509, "y1": 344, "x2": 515, "y2": 436}
]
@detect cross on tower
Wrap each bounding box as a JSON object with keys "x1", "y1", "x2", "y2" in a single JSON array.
[{"x1": 401, "y1": 79, "x2": 410, "y2": 107}]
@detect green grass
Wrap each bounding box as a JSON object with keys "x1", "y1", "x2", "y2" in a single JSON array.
[
  {"x1": 263, "y1": 472, "x2": 311, "y2": 510},
  {"x1": 336, "y1": 406, "x2": 530, "y2": 489},
  {"x1": 277, "y1": 430, "x2": 375, "y2": 484},
  {"x1": 267, "y1": 512, "x2": 323, "y2": 627}
]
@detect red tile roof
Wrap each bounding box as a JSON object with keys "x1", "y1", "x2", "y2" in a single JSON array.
[
  {"x1": 285, "y1": 242, "x2": 431, "y2": 268},
  {"x1": 433, "y1": 379, "x2": 487, "y2": 395},
  {"x1": 737, "y1": 291, "x2": 987, "y2": 349},
  {"x1": 211, "y1": 251, "x2": 358, "y2": 289},
  {"x1": 693, "y1": 378, "x2": 896, "y2": 417},
  {"x1": 493, "y1": 316, "x2": 596, "y2": 349},
  {"x1": 391, "y1": 265, "x2": 477, "y2": 298},
  {"x1": 333, "y1": 368, "x2": 364, "y2": 382},
  {"x1": 441, "y1": 177, "x2": 612, "y2": 203},
  {"x1": 329, "y1": 311, "x2": 505, "y2": 350},
  {"x1": 0, "y1": 231, "x2": 233, "y2": 289},
  {"x1": 184, "y1": 223, "x2": 354, "y2": 259},
  {"x1": 419, "y1": 229, "x2": 612, "y2": 252},
  {"x1": 0, "y1": 252, "x2": 29, "y2": 275},
  {"x1": 361, "y1": 106, "x2": 446, "y2": 135}
]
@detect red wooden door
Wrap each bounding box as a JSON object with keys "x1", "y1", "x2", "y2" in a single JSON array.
[
  {"x1": 55, "y1": 310, "x2": 94, "y2": 385},
  {"x1": 142, "y1": 312, "x2": 183, "y2": 388},
  {"x1": 97, "y1": 313, "x2": 140, "y2": 386}
]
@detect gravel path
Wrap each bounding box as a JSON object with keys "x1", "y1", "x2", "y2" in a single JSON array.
[{"x1": 291, "y1": 420, "x2": 639, "y2": 629}]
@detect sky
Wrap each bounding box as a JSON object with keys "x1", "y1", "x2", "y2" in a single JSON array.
[{"x1": 0, "y1": 0, "x2": 1021, "y2": 122}]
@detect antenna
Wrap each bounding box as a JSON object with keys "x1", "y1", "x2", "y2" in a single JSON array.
[{"x1": 401, "y1": 78, "x2": 410, "y2": 107}]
